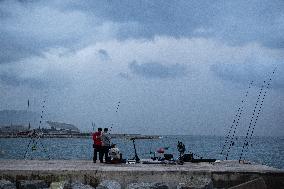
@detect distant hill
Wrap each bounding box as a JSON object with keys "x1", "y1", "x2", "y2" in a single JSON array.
[{"x1": 0, "y1": 110, "x2": 41, "y2": 127}]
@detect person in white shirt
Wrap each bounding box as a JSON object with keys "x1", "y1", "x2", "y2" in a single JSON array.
[{"x1": 108, "y1": 144, "x2": 121, "y2": 163}]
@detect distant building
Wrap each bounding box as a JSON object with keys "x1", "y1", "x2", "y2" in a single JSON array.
[{"x1": 46, "y1": 121, "x2": 80, "y2": 134}]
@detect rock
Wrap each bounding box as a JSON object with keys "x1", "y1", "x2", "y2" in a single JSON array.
[
  {"x1": 126, "y1": 183, "x2": 151, "y2": 189},
  {"x1": 228, "y1": 177, "x2": 267, "y2": 189},
  {"x1": 152, "y1": 183, "x2": 169, "y2": 189},
  {"x1": 70, "y1": 182, "x2": 95, "y2": 189},
  {"x1": 126, "y1": 182, "x2": 169, "y2": 189},
  {"x1": 177, "y1": 177, "x2": 213, "y2": 189},
  {"x1": 18, "y1": 180, "x2": 48, "y2": 189},
  {"x1": 0, "y1": 179, "x2": 16, "y2": 189},
  {"x1": 49, "y1": 181, "x2": 68, "y2": 189},
  {"x1": 96, "y1": 180, "x2": 121, "y2": 189}
]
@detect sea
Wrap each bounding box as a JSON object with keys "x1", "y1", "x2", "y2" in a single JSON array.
[{"x1": 0, "y1": 135, "x2": 283, "y2": 169}]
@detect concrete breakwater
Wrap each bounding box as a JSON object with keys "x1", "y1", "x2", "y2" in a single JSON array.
[{"x1": 0, "y1": 160, "x2": 283, "y2": 189}]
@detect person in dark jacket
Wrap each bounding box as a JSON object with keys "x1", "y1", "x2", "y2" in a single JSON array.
[{"x1": 92, "y1": 128, "x2": 103, "y2": 163}]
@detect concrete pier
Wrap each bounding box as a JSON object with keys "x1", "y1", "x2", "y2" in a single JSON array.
[{"x1": 0, "y1": 160, "x2": 283, "y2": 188}]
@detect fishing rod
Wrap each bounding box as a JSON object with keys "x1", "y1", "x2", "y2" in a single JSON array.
[
  {"x1": 36, "y1": 97, "x2": 50, "y2": 159},
  {"x1": 115, "y1": 101, "x2": 121, "y2": 113},
  {"x1": 91, "y1": 122, "x2": 95, "y2": 132},
  {"x1": 221, "y1": 81, "x2": 254, "y2": 156},
  {"x1": 224, "y1": 81, "x2": 254, "y2": 160},
  {"x1": 109, "y1": 101, "x2": 121, "y2": 132},
  {"x1": 239, "y1": 68, "x2": 276, "y2": 162},
  {"x1": 24, "y1": 96, "x2": 50, "y2": 159},
  {"x1": 27, "y1": 99, "x2": 31, "y2": 130},
  {"x1": 23, "y1": 98, "x2": 32, "y2": 159}
]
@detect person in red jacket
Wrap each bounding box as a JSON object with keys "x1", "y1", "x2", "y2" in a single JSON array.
[{"x1": 92, "y1": 128, "x2": 103, "y2": 163}]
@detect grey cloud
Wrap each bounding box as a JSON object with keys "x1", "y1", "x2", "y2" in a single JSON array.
[
  {"x1": 0, "y1": 0, "x2": 121, "y2": 63},
  {"x1": 0, "y1": 32, "x2": 43, "y2": 64},
  {"x1": 211, "y1": 63, "x2": 284, "y2": 89},
  {"x1": 0, "y1": 73, "x2": 46, "y2": 88},
  {"x1": 0, "y1": 69, "x2": 71, "y2": 89},
  {"x1": 1, "y1": 0, "x2": 283, "y2": 65},
  {"x1": 129, "y1": 61, "x2": 187, "y2": 79},
  {"x1": 71, "y1": 0, "x2": 284, "y2": 49}
]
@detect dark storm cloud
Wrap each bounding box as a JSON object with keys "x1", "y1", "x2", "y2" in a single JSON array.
[
  {"x1": 211, "y1": 63, "x2": 284, "y2": 89},
  {"x1": 129, "y1": 61, "x2": 187, "y2": 79},
  {"x1": 73, "y1": 0, "x2": 284, "y2": 48},
  {"x1": 0, "y1": 0, "x2": 119, "y2": 63},
  {"x1": 1, "y1": 0, "x2": 283, "y2": 64}
]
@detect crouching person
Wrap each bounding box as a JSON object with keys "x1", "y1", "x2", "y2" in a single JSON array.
[{"x1": 108, "y1": 144, "x2": 122, "y2": 164}]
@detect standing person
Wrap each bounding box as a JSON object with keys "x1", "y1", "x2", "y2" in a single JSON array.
[
  {"x1": 101, "y1": 128, "x2": 111, "y2": 163},
  {"x1": 92, "y1": 128, "x2": 103, "y2": 163}
]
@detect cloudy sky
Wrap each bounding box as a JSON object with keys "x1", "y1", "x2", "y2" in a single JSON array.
[{"x1": 0, "y1": 0, "x2": 283, "y2": 136}]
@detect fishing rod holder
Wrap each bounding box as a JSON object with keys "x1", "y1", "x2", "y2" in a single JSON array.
[{"x1": 130, "y1": 138, "x2": 140, "y2": 163}]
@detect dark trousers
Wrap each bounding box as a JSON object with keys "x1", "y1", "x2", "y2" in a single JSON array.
[
  {"x1": 93, "y1": 145, "x2": 103, "y2": 163},
  {"x1": 103, "y1": 146, "x2": 110, "y2": 162}
]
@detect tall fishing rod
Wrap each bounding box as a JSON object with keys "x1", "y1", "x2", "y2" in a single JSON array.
[
  {"x1": 24, "y1": 96, "x2": 50, "y2": 159},
  {"x1": 39, "y1": 99, "x2": 46, "y2": 129},
  {"x1": 224, "y1": 81, "x2": 254, "y2": 160},
  {"x1": 115, "y1": 101, "x2": 121, "y2": 113},
  {"x1": 27, "y1": 99, "x2": 31, "y2": 130},
  {"x1": 109, "y1": 101, "x2": 121, "y2": 132},
  {"x1": 36, "y1": 97, "x2": 50, "y2": 159},
  {"x1": 23, "y1": 99, "x2": 32, "y2": 159},
  {"x1": 239, "y1": 68, "x2": 276, "y2": 162},
  {"x1": 221, "y1": 81, "x2": 254, "y2": 156},
  {"x1": 92, "y1": 122, "x2": 95, "y2": 131}
]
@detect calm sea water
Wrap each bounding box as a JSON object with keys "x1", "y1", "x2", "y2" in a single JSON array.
[{"x1": 0, "y1": 135, "x2": 283, "y2": 169}]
